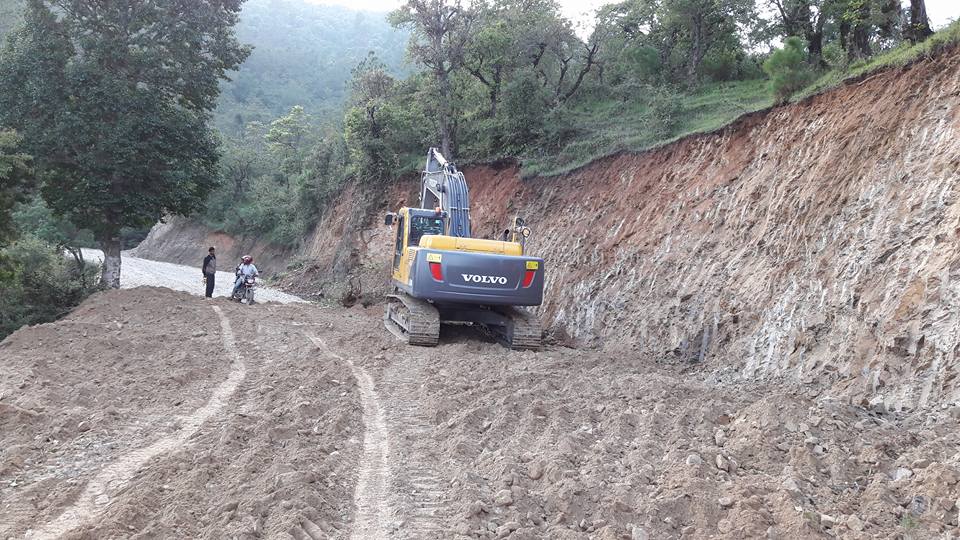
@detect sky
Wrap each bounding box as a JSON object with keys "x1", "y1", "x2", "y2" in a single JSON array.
[{"x1": 303, "y1": 0, "x2": 960, "y2": 31}]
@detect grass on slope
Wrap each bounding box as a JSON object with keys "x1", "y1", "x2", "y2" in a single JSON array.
[
  {"x1": 522, "y1": 79, "x2": 772, "y2": 177},
  {"x1": 522, "y1": 20, "x2": 960, "y2": 178},
  {"x1": 795, "y1": 20, "x2": 960, "y2": 101}
]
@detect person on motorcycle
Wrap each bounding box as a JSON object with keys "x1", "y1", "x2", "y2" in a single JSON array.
[{"x1": 232, "y1": 255, "x2": 259, "y2": 297}]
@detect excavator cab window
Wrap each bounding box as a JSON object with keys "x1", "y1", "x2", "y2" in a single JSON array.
[
  {"x1": 409, "y1": 215, "x2": 444, "y2": 247},
  {"x1": 392, "y1": 215, "x2": 405, "y2": 271}
]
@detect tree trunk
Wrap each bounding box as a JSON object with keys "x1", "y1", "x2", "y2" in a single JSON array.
[
  {"x1": 806, "y1": 30, "x2": 824, "y2": 67},
  {"x1": 437, "y1": 69, "x2": 455, "y2": 159},
  {"x1": 848, "y1": 1, "x2": 872, "y2": 61},
  {"x1": 686, "y1": 15, "x2": 703, "y2": 87},
  {"x1": 99, "y1": 234, "x2": 122, "y2": 288},
  {"x1": 807, "y1": 12, "x2": 827, "y2": 69},
  {"x1": 908, "y1": 0, "x2": 933, "y2": 43}
]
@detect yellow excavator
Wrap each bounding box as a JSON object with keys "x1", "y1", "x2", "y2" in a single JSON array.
[{"x1": 383, "y1": 148, "x2": 544, "y2": 350}]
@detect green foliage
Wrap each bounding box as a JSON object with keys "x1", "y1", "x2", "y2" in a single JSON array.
[
  {"x1": 0, "y1": 0, "x2": 249, "y2": 285},
  {"x1": 216, "y1": 0, "x2": 409, "y2": 134},
  {"x1": 203, "y1": 107, "x2": 351, "y2": 247},
  {"x1": 12, "y1": 195, "x2": 94, "y2": 248},
  {"x1": 0, "y1": 234, "x2": 99, "y2": 339},
  {"x1": 795, "y1": 19, "x2": 960, "y2": 101},
  {"x1": 0, "y1": 129, "x2": 31, "y2": 244},
  {"x1": 764, "y1": 37, "x2": 816, "y2": 104},
  {"x1": 522, "y1": 78, "x2": 773, "y2": 177},
  {"x1": 344, "y1": 61, "x2": 432, "y2": 182}
]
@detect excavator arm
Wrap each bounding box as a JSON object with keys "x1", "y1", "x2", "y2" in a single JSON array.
[{"x1": 420, "y1": 148, "x2": 471, "y2": 238}]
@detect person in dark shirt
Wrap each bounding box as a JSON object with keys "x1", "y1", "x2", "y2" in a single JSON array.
[{"x1": 202, "y1": 247, "x2": 217, "y2": 298}]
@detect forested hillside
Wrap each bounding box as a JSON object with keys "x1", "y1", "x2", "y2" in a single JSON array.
[{"x1": 214, "y1": 0, "x2": 409, "y2": 132}]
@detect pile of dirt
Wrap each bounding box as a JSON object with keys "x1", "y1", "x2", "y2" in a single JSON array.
[
  {"x1": 348, "y1": 329, "x2": 960, "y2": 539},
  {"x1": 0, "y1": 289, "x2": 363, "y2": 539}
]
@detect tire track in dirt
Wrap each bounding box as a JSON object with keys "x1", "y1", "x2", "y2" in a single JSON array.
[
  {"x1": 26, "y1": 306, "x2": 246, "y2": 540},
  {"x1": 305, "y1": 334, "x2": 391, "y2": 539},
  {"x1": 381, "y1": 356, "x2": 451, "y2": 538}
]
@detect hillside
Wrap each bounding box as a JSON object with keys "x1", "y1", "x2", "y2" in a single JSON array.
[
  {"x1": 214, "y1": 0, "x2": 408, "y2": 132},
  {"x1": 0, "y1": 0, "x2": 407, "y2": 132}
]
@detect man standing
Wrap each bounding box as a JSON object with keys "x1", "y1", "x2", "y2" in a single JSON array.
[{"x1": 202, "y1": 247, "x2": 217, "y2": 298}]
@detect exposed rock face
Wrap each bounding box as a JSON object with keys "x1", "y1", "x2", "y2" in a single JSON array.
[{"x1": 460, "y1": 51, "x2": 960, "y2": 410}]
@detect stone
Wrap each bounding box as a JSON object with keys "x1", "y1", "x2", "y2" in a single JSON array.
[
  {"x1": 718, "y1": 496, "x2": 734, "y2": 508},
  {"x1": 715, "y1": 454, "x2": 729, "y2": 472},
  {"x1": 528, "y1": 462, "x2": 544, "y2": 480},
  {"x1": 77, "y1": 421, "x2": 91, "y2": 432},
  {"x1": 685, "y1": 454, "x2": 703, "y2": 466},
  {"x1": 847, "y1": 516, "x2": 864, "y2": 532},
  {"x1": 819, "y1": 514, "x2": 837, "y2": 528},
  {"x1": 494, "y1": 489, "x2": 513, "y2": 506},
  {"x1": 596, "y1": 525, "x2": 619, "y2": 540},
  {"x1": 949, "y1": 406, "x2": 960, "y2": 420},
  {"x1": 714, "y1": 429, "x2": 727, "y2": 447},
  {"x1": 892, "y1": 467, "x2": 913, "y2": 481},
  {"x1": 468, "y1": 500, "x2": 484, "y2": 516},
  {"x1": 782, "y1": 478, "x2": 802, "y2": 494},
  {"x1": 630, "y1": 525, "x2": 649, "y2": 540}
]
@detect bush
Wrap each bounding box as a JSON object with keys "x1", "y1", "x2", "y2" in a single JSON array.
[
  {"x1": 645, "y1": 86, "x2": 683, "y2": 139},
  {"x1": 763, "y1": 37, "x2": 815, "y2": 104},
  {"x1": 0, "y1": 234, "x2": 100, "y2": 339}
]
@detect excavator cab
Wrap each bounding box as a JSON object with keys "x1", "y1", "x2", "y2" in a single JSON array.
[{"x1": 383, "y1": 148, "x2": 545, "y2": 350}]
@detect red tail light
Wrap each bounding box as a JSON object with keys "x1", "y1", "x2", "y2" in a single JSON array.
[
  {"x1": 429, "y1": 261, "x2": 443, "y2": 281},
  {"x1": 522, "y1": 269, "x2": 536, "y2": 288}
]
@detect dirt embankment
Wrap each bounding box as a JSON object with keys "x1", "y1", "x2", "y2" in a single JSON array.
[
  {"x1": 131, "y1": 217, "x2": 293, "y2": 275},
  {"x1": 138, "y1": 49, "x2": 960, "y2": 412}
]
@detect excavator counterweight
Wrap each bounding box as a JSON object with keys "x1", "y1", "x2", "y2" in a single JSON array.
[{"x1": 383, "y1": 148, "x2": 544, "y2": 350}]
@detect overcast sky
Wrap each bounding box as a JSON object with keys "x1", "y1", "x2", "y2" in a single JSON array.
[{"x1": 303, "y1": 0, "x2": 960, "y2": 31}]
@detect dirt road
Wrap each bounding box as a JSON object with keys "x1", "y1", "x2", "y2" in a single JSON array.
[
  {"x1": 2, "y1": 258, "x2": 960, "y2": 539},
  {"x1": 81, "y1": 249, "x2": 303, "y2": 304}
]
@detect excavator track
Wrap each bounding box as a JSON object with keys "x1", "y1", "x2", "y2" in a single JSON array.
[
  {"x1": 490, "y1": 306, "x2": 542, "y2": 351},
  {"x1": 384, "y1": 292, "x2": 440, "y2": 347}
]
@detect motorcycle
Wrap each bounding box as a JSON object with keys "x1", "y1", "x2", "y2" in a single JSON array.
[{"x1": 232, "y1": 276, "x2": 257, "y2": 304}]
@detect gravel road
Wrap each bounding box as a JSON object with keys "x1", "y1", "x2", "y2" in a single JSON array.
[{"x1": 81, "y1": 248, "x2": 302, "y2": 303}]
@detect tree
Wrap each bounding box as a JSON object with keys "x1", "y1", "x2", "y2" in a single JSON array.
[
  {"x1": 766, "y1": 0, "x2": 830, "y2": 67},
  {"x1": 0, "y1": 0, "x2": 249, "y2": 287},
  {"x1": 0, "y1": 130, "x2": 32, "y2": 245},
  {"x1": 906, "y1": 0, "x2": 933, "y2": 43},
  {"x1": 391, "y1": 0, "x2": 475, "y2": 158},
  {"x1": 764, "y1": 36, "x2": 815, "y2": 104},
  {"x1": 668, "y1": 0, "x2": 757, "y2": 86},
  {"x1": 265, "y1": 106, "x2": 316, "y2": 178}
]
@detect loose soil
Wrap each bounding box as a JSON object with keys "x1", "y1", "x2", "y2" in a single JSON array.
[{"x1": 3, "y1": 284, "x2": 959, "y2": 539}]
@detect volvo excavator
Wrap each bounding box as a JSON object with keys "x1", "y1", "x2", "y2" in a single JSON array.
[{"x1": 383, "y1": 148, "x2": 544, "y2": 350}]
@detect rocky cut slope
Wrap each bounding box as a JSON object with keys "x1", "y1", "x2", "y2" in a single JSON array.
[
  {"x1": 138, "y1": 46, "x2": 960, "y2": 411},
  {"x1": 459, "y1": 49, "x2": 960, "y2": 412}
]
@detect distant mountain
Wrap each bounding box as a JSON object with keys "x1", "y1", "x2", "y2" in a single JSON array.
[
  {"x1": 0, "y1": 0, "x2": 409, "y2": 132},
  {"x1": 216, "y1": 0, "x2": 410, "y2": 132},
  {"x1": 0, "y1": 0, "x2": 23, "y2": 40}
]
